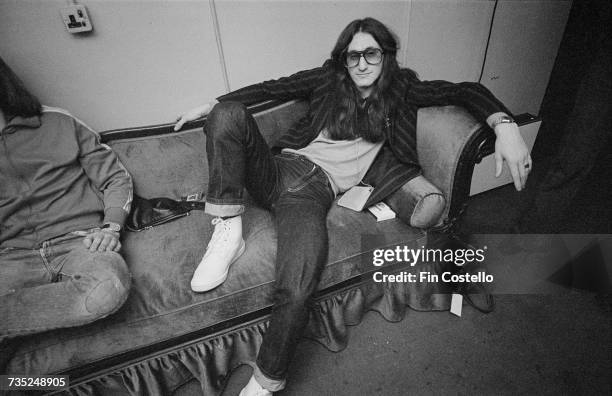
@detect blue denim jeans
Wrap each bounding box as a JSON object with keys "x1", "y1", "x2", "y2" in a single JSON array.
[
  {"x1": 0, "y1": 232, "x2": 131, "y2": 340},
  {"x1": 205, "y1": 102, "x2": 335, "y2": 387}
]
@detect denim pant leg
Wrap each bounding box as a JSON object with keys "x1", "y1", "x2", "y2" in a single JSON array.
[
  {"x1": 255, "y1": 163, "x2": 335, "y2": 385},
  {"x1": 204, "y1": 102, "x2": 279, "y2": 217},
  {"x1": 0, "y1": 234, "x2": 130, "y2": 338},
  {"x1": 0, "y1": 248, "x2": 51, "y2": 299}
]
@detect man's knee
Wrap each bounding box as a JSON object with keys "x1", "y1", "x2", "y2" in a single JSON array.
[
  {"x1": 79, "y1": 252, "x2": 131, "y2": 318},
  {"x1": 207, "y1": 101, "x2": 249, "y2": 135}
]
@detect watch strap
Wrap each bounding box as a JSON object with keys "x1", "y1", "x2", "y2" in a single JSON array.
[
  {"x1": 101, "y1": 222, "x2": 122, "y2": 233},
  {"x1": 491, "y1": 114, "x2": 515, "y2": 128}
]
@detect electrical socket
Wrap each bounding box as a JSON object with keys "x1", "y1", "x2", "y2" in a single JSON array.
[{"x1": 60, "y1": 5, "x2": 93, "y2": 33}]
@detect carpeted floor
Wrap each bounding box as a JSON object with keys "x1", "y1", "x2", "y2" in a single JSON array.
[
  {"x1": 227, "y1": 184, "x2": 609, "y2": 395},
  {"x1": 278, "y1": 293, "x2": 610, "y2": 395},
  {"x1": 214, "y1": 292, "x2": 610, "y2": 396},
  {"x1": 177, "y1": 177, "x2": 611, "y2": 396}
]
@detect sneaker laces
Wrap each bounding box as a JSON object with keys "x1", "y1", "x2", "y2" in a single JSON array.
[{"x1": 206, "y1": 217, "x2": 232, "y2": 250}]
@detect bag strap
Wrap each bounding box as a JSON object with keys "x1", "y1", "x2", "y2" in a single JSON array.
[{"x1": 126, "y1": 193, "x2": 207, "y2": 232}]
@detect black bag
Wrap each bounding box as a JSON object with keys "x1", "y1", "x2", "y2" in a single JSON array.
[{"x1": 126, "y1": 195, "x2": 206, "y2": 232}]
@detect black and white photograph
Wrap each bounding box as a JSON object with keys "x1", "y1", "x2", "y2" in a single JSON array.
[{"x1": 1, "y1": 0, "x2": 610, "y2": 395}]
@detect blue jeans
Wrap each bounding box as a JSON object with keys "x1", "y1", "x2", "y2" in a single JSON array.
[
  {"x1": 205, "y1": 102, "x2": 335, "y2": 386},
  {"x1": 0, "y1": 232, "x2": 131, "y2": 339}
]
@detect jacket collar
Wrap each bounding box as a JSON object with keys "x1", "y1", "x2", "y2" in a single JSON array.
[{"x1": 2, "y1": 115, "x2": 42, "y2": 135}]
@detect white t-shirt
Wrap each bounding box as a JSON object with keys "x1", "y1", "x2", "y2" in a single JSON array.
[{"x1": 282, "y1": 129, "x2": 384, "y2": 195}]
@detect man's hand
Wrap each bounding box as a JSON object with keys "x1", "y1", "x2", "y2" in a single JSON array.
[
  {"x1": 493, "y1": 122, "x2": 532, "y2": 191},
  {"x1": 174, "y1": 100, "x2": 219, "y2": 131},
  {"x1": 83, "y1": 229, "x2": 122, "y2": 252}
]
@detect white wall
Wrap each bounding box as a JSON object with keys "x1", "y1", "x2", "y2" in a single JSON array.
[
  {"x1": 215, "y1": 0, "x2": 494, "y2": 88},
  {"x1": 215, "y1": 0, "x2": 412, "y2": 90},
  {"x1": 405, "y1": 0, "x2": 494, "y2": 82},
  {"x1": 0, "y1": 0, "x2": 571, "y2": 131},
  {"x1": 0, "y1": 0, "x2": 226, "y2": 131}
]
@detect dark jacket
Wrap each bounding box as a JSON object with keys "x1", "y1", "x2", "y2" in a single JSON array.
[
  {"x1": 0, "y1": 106, "x2": 133, "y2": 249},
  {"x1": 218, "y1": 61, "x2": 510, "y2": 206}
]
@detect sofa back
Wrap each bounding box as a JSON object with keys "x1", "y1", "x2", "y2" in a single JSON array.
[{"x1": 104, "y1": 100, "x2": 310, "y2": 201}]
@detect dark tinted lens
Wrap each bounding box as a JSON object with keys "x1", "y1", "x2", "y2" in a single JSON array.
[
  {"x1": 364, "y1": 49, "x2": 383, "y2": 65},
  {"x1": 346, "y1": 52, "x2": 361, "y2": 67},
  {"x1": 345, "y1": 49, "x2": 383, "y2": 67}
]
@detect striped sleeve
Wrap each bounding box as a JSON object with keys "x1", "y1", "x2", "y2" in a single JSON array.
[
  {"x1": 403, "y1": 73, "x2": 512, "y2": 123},
  {"x1": 217, "y1": 61, "x2": 332, "y2": 106}
]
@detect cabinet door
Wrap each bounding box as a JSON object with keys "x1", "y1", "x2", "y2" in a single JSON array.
[
  {"x1": 405, "y1": 0, "x2": 495, "y2": 83},
  {"x1": 480, "y1": 0, "x2": 572, "y2": 115}
]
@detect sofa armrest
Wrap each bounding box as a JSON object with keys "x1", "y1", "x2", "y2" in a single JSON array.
[{"x1": 416, "y1": 105, "x2": 493, "y2": 231}]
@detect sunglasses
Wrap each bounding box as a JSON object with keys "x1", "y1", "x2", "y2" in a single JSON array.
[{"x1": 344, "y1": 48, "x2": 384, "y2": 68}]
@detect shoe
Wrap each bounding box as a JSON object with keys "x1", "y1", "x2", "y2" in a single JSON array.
[
  {"x1": 239, "y1": 375, "x2": 272, "y2": 396},
  {"x1": 191, "y1": 216, "x2": 245, "y2": 292}
]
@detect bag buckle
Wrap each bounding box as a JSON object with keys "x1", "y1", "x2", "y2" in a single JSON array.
[{"x1": 183, "y1": 192, "x2": 204, "y2": 202}]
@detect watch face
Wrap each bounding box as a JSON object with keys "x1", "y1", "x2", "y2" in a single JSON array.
[{"x1": 103, "y1": 223, "x2": 121, "y2": 232}]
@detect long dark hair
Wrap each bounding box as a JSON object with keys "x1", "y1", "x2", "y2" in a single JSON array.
[
  {"x1": 326, "y1": 18, "x2": 402, "y2": 142},
  {"x1": 0, "y1": 57, "x2": 42, "y2": 119}
]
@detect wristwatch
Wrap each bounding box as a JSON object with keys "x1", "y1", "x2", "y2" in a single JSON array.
[
  {"x1": 101, "y1": 222, "x2": 122, "y2": 233},
  {"x1": 491, "y1": 114, "x2": 516, "y2": 128}
]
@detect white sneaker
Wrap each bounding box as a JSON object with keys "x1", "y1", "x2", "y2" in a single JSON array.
[
  {"x1": 191, "y1": 216, "x2": 245, "y2": 292},
  {"x1": 239, "y1": 375, "x2": 272, "y2": 396}
]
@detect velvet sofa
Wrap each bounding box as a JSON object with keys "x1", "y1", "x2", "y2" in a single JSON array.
[{"x1": 3, "y1": 99, "x2": 493, "y2": 395}]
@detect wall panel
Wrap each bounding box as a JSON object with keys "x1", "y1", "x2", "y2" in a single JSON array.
[
  {"x1": 0, "y1": 0, "x2": 571, "y2": 131},
  {"x1": 405, "y1": 0, "x2": 494, "y2": 82},
  {"x1": 214, "y1": 0, "x2": 411, "y2": 90},
  {"x1": 0, "y1": 0, "x2": 226, "y2": 131},
  {"x1": 480, "y1": 0, "x2": 572, "y2": 115}
]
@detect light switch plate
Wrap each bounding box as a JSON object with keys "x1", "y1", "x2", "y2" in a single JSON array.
[{"x1": 60, "y1": 5, "x2": 93, "y2": 33}]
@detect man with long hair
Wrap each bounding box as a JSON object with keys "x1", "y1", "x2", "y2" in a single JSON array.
[
  {"x1": 0, "y1": 57, "x2": 133, "y2": 370},
  {"x1": 175, "y1": 18, "x2": 530, "y2": 395}
]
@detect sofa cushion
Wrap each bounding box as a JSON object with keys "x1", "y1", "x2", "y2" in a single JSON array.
[{"x1": 385, "y1": 175, "x2": 446, "y2": 229}]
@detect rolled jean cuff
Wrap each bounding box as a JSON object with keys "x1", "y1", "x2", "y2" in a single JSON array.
[
  {"x1": 253, "y1": 364, "x2": 286, "y2": 392},
  {"x1": 204, "y1": 202, "x2": 245, "y2": 217}
]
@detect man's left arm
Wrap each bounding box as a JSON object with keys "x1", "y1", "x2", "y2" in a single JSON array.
[
  {"x1": 487, "y1": 112, "x2": 532, "y2": 191},
  {"x1": 407, "y1": 78, "x2": 531, "y2": 190},
  {"x1": 73, "y1": 117, "x2": 133, "y2": 252}
]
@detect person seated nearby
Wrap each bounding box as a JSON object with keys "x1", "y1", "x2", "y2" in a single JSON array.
[{"x1": 0, "y1": 57, "x2": 133, "y2": 371}]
